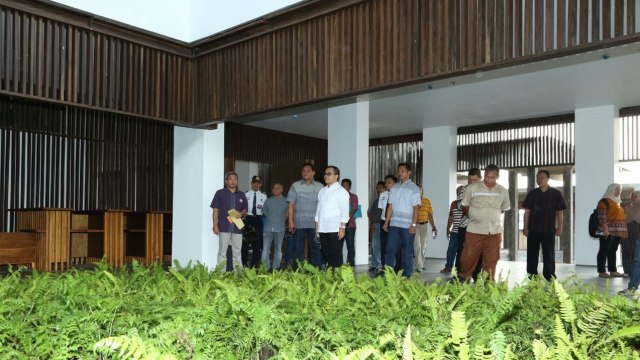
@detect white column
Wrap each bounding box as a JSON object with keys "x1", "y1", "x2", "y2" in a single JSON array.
[
  {"x1": 422, "y1": 126, "x2": 457, "y2": 259},
  {"x1": 172, "y1": 124, "x2": 225, "y2": 268},
  {"x1": 574, "y1": 105, "x2": 619, "y2": 266},
  {"x1": 328, "y1": 99, "x2": 370, "y2": 266}
]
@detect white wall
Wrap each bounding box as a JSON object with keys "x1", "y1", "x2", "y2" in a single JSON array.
[
  {"x1": 172, "y1": 124, "x2": 225, "y2": 268},
  {"x1": 53, "y1": 0, "x2": 300, "y2": 42},
  {"x1": 328, "y1": 100, "x2": 370, "y2": 266},
  {"x1": 235, "y1": 160, "x2": 260, "y2": 192},
  {"x1": 423, "y1": 126, "x2": 457, "y2": 259},
  {"x1": 574, "y1": 105, "x2": 619, "y2": 266}
]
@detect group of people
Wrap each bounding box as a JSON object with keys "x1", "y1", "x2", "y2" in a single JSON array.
[
  {"x1": 210, "y1": 163, "x2": 360, "y2": 271},
  {"x1": 595, "y1": 184, "x2": 640, "y2": 295},
  {"x1": 209, "y1": 161, "x2": 640, "y2": 288}
]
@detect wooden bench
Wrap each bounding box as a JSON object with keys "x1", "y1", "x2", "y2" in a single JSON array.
[{"x1": 0, "y1": 232, "x2": 37, "y2": 268}]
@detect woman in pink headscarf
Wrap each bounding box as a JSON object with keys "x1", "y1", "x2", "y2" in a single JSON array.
[{"x1": 596, "y1": 183, "x2": 628, "y2": 278}]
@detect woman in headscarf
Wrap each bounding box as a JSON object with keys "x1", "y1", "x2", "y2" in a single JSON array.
[
  {"x1": 619, "y1": 191, "x2": 640, "y2": 294},
  {"x1": 597, "y1": 183, "x2": 628, "y2": 278}
]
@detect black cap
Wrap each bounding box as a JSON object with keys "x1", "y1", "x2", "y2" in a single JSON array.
[{"x1": 251, "y1": 175, "x2": 263, "y2": 183}]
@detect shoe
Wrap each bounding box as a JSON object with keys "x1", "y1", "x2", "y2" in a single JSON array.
[
  {"x1": 618, "y1": 288, "x2": 637, "y2": 295},
  {"x1": 610, "y1": 272, "x2": 624, "y2": 277},
  {"x1": 422, "y1": 267, "x2": 426, "y2": 271},
  {"x1": 415, "y1": 268, "x2": 422, "y2": 273},
  {"x1": 599, "y1": 272, "x2": 612, "y2": 278},
  {"x1": 368, "y1": 267, "x2": 377, "y2": 272},
  {"x1": 440, "y1": 267, "x2": 452, "y2": 274},
  {"x1": 623, "y1": 273, "x2": 630, "y2": 278}
]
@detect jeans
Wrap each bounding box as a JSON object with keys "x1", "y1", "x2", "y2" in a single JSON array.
[
  {"x1": 241, "y1": 215, "x2": 263, "y2": 268},
  {"x1": 385, "y1": 226, "x2": 415, "y2": 277},
  {"x1": 597, "y1": 236, "x2": 621, "y2": 273},
  {"x1": 370, "y1": 223, "x2": 382, "y2": 268},
  {"x1": 627, "y1": 236, "x2": 640, "y2": 290},
  {"x1": 526, "y1": 231, "x2": 556, "y2": 280},
  {"x1": 293, "y1": 228, "x2": 323, "y2": 269},
  {"x1": 344, "y1": 227, "x2": 356, "y2": 266},
  {"x1": 445, "y1": 232, "x2": 459, "y2": 269},
  {"x1": 320, "y1": 232, "x2": 343, "y2": 268},
  {"x1": 218, "y1": 232, "x2": 243, "y2": 271},
  {"x1": 262, "y1": 231, "x2": 285, "y2": 271}
]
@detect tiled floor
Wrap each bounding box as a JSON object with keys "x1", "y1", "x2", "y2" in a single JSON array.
[{"x1": 356, "y1": 258, "x2": 633, "y2": 295}]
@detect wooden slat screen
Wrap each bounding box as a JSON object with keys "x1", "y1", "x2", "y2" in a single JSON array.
[
  {"x1": 369, "y1": 140, "x2": 423, "y2": 201},
  {"x1": 224, "y1": 123, "x2": 327, "y2": 166},
  {"x1": 0, "y1": 95, "x2": 173, "y2": 232},
  {"x1": 620, "y1": 114, "x2": 639, "y2": 161},
  {"x1": 457, "y1": 115, "x2": 575, "y2": 171},
  {"x1": 194, "y1": 0, "x2": 640, "y2": 122},
  {"x1": 0, "y1": 4, "x2": 193, "y2": 123}
]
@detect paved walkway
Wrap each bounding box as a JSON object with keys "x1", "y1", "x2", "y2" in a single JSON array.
[{"x1": 356, "y1": 258, "x2": 632, "y2": 295}]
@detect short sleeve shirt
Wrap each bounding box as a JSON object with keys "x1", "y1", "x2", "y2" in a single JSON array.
[
  {"x1": 417, "y1": 197, "x2": 433, "y2": 223},
  {"x1": 461, "y1": 181, "x2": 510, "y2": 235},
  {"x1": 378, "y1": 191, "x2": 390, "y2": 220},
  {"x1": 287, "y1": 180, "x2": 324, "y2": 229},
  {"x1": 347, "y1": 192, "x2": 358, "y2": 228},
  {"x1": 521, "y1": 187, "x2": 567, "y2": 233},
  {"x1": 389, "y1": 180, "x2": 421, "y2": 229},
  {"x1": 210, "y1": 187, "x2": 248, "y2": 234}
]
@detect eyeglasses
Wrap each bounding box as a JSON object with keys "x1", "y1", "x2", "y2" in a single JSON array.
[{"x1": 324, "y1": 172, "x2": 334, "y2": 176}]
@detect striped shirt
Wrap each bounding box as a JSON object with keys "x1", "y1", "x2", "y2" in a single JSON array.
[
  {"x1": 449, "y1": 200, "x2": 463, "y2": 233},
  {"x1": 389, "y1": 180, "x2": 421, "y2": 229}
]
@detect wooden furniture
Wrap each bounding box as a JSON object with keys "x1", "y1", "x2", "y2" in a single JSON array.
[
  {"x1": 71, "y1": 210, "x2": 126, "y2": 268},
  {"x1": 14, "y1": 208, "x2": 71, "y2": 271},
  {"x1": 125, "y1": 211, "x2": 171, "y2": 266},
  {"x1": 0, "y1": 232, "x2": 37, "y2": 268}
]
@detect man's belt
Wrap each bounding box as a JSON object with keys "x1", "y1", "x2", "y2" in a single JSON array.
[{"x1": 418, "y1": 221, "x2": 428, "y2": 225}]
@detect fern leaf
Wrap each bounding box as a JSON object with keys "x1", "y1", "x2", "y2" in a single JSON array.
[
  {"x1": 553, "y1": 280, "x2": 577, "y2": 324},
  {"x1": 403, "y1": 326, "x2": 412, "y2": 360},
  {"x1": 450, "y1": 311, "x2": 468, "y2": 345},
  {"x1": 532, "y1": 339, "x2": 549, "y2": 360},
  {"x1": 489, "y1": 331, "x2": 507, "y2": 360}
]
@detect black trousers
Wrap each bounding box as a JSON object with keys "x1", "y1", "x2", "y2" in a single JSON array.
[
  {"x1": 320, "y1": 232, "x2": 343, "y2": 269},
  {"x1": 455, "y1": 226, "x2": 482, "y2": 280},
  {"x1": 345, "y1": 227, "x2": 356, "y2": 267},
  {"x1": 597, "y1": 236, "x2": 621, "y2": 273},
  {"x1": 241, "y1": 216, "x2": 263, "y2": 268},
  {"x1": 526, "y1": 231, "x2": 556, "y2": 280},
  {"x1": 380, "y1": 227, "x2": 403, "y2": 271}
]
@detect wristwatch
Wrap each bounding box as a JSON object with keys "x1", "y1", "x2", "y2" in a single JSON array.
[
  {"x1": 411, "y1": 223, "x2": 416, "y2": 227},
  {"x1": 340, "y1": 226, "x2": 346, "y2": 229}
]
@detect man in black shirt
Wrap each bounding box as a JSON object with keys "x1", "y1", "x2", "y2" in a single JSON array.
[{"x1": 522, "y1": 170, "x2": 567, "y2": 280}]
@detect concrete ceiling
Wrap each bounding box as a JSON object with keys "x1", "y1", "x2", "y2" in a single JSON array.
[{"x1": 248, "y1": 44, "x2": 640, "y2": 139}]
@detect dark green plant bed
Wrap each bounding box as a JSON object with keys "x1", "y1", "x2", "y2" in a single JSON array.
[{"x1": 0, "y1": 262, "x2": 638, "y2": 359}]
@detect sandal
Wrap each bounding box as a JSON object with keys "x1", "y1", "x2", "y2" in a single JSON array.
[{"x1": 599, "y1": 272, "x2": 612, "y2": 278}]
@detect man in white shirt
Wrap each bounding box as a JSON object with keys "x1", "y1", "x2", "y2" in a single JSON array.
[
  {"x1": 243, "y1": 175, "x2": 267, "y2": 268},
  {"x1": 315, "y1": 166, "x2": 350, "y2": 268}
]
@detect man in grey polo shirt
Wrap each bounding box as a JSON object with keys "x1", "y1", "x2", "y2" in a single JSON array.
[
  {"x1": 287, "y1": 163, "x2": 324, "y2": 269},
  {"x1": 382, "y1": 163, "x2": 421, "y2": 277}
]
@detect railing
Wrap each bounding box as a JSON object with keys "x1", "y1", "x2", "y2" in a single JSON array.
[
  {"x1": 195, "y1": 0, "x2": 639, "y2": 122},
  {"x1": 0, "y1": 2, "x2": 194, "y2": 123}
]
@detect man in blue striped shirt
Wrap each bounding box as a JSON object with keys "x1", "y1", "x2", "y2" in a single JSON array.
[{"x1": 382, "y1": 163, "x2": 421, "y2": 277}]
